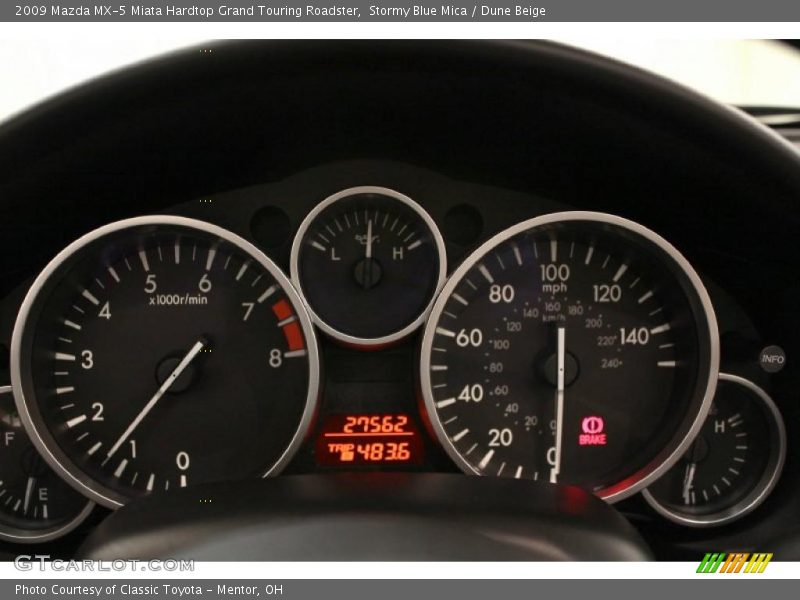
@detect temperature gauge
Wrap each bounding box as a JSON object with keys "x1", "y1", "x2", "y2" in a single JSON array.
[
  {"x1": 291, "y1": 187, "x2": 446, "y2": 348},
  {"x1": 643, "y1": 373, "x2": 786, "y2": 527},
  {"x1": 0, "y1": 386, "x2": 93, "y2": 543}
]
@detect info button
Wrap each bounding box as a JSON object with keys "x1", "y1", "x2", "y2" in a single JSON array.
[{"x1": 759, "y1": 345, "x2": 787, "y2": 373}]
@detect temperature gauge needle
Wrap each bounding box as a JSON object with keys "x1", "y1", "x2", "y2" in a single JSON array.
[
  {"x1": 359, "y1": 218, "x2": 377, "y2": 290},
  {"x1": 365, "y1": 219, "x2": 373, "y2": 259},
  {"x1": 550, "y1": 326, "x2": 566, "y2": 484},
  {"x1": 105, "y1": 338, "x2": 207, "y2": 460}
]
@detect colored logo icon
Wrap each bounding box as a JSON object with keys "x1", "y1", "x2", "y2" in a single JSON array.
[{"x1": 697, "y1": 552, "x2": 773, "y2": 573}]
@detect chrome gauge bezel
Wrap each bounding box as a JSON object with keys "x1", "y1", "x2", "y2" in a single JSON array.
[
  {"x1": 10, "y1": 216, "x2": 321, "y2": 509},
  {"x1": 0, "y1": 386, "x2": 95, "y2": 544},
  {"x1": 419, "y1": 211, "x2": 720, "y2": 503},
  {"x1": 290, "y1": 186, "x2": 448, "y2": 348},
  {"x1": 642, "y1": 373, "x2": 787, "y2": 527}
]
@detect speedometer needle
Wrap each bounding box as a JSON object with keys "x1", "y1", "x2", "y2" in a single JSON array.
[
  {"x1": 105, "y1": 338, "x2": 207, "y2": 460},
  {"x1": 550, "y1": 326, "x2": 566, "y2": 484}
]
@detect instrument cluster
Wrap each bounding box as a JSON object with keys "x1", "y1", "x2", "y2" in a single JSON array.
[{"x1": 0, "y1": 163, "x2": 791, "y2": 552}]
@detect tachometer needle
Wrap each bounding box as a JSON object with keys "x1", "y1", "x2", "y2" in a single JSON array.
[
  {"x1": 23, "y1": 477, "x2": 35, "y2": 515},
  {"x1": 550, "y1": 326, "x2": 566, "y2": 484},
  {"x1": 105, "y1": 338, "x2": 207, "y2": 460}
]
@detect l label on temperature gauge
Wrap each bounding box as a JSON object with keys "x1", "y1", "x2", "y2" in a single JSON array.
[{"x1": 315, "y1": 414, "x2": 423, "y2": 466}]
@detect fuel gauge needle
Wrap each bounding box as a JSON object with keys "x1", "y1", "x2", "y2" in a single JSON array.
[
  {"x1": 550, "y1": 326, "x2": 566, "y2": 484},
  {"x1": 105, "y1": 338, "x2": 207, "y2": 461},
  {"x1": 23, "y1": 477, "x2": 35, "y2": 515}
]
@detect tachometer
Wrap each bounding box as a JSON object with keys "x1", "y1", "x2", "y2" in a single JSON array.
[
  {"x1": 420, "y1": 212, "x2": 718, "y2": 502},
  {"x1": 11, "y1": 216, "x2": 320, "y2": 508}
]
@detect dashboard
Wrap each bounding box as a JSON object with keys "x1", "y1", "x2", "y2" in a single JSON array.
[{"x1": 0, "y1": 40, "x2": 799, "y2": 560}]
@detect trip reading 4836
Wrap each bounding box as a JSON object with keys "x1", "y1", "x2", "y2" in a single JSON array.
[{"x1": 316, "y1": 414, "x2": 423, "y2": 466}]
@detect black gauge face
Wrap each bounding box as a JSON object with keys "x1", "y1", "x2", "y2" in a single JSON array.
[
  {"x1": 291, "y1": 187, "x2": 446, "y2": 347},
  {"x1": 0, "y1": 388, "x2": 92, "y2": 543},
  {"x1": 644, "y1": 375, "x2": 786, "y2": 526},
  {"x1": 12, "y1": 217, "x2": 319, "y2": 508},
  {"x1": 421, "y1": 212, "x2": 718, "y2": 502}
]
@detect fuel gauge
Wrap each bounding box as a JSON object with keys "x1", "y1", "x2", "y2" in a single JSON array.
[
  {"x1": 0, "y1": 386, "x2": 93, "y2": 543},
  {"x1": 643, "y1": 373, "x2": 786, "y2": 527},
  {"x1": 291, "y1": 187, "x2": 446, "y2": 348}
]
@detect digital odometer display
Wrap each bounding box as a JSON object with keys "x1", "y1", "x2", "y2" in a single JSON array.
[
  {"x1": 315, "y1": 414, "x2": 423, "y2": 466},
  {"x1": 12, "y1": 217, "x2": 320, "y2": 509},
  {"x1": 420, "y1": 212, "x2": 718, "y2": 502}
]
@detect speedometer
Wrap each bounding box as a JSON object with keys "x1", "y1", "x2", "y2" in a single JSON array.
[
  {"x1": 420, "y1": 212, "x2": 718, "y2": 502},
  {"x1": 11, "y1": 216, "x2": 319, "y2": 508}
]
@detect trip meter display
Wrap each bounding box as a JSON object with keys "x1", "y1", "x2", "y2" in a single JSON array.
[
  {"x1": 420, "y1": 212, "x2": 718, "y2": 502},
  {"x1": 11, "y1": 216, "x2": 320, "y2": 508},
  {"x1": 315, "y1": 414, "x2": 423, "y2": 466}
]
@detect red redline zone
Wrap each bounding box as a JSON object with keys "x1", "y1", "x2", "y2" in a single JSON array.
[{"x1": 271, "y1": 299, "x2": 305, "y2": 351}]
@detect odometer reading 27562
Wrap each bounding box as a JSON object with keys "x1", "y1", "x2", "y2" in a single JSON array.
[
  {"x1": 11, "y1": 216, "x2": 319, "y2": 508},
  {"x1": 420, "y1": 212, "x2": 719, "y2": 502}
]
